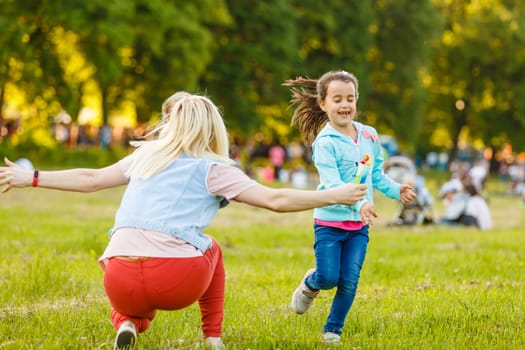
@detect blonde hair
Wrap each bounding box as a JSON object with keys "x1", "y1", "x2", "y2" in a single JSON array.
[
  {"x1": 162, "y1": 91, "x2": 192, "y2": 123},
  {"x1": 126, "y1": 92, "x2": 234, "y2": 179},
  {"x1": 283, "y1": 70, "x2": 359, "y2": 145}
]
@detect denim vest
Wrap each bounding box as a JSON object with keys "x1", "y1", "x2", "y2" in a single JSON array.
[{"x1": 110, "y1": 156, "x2": 226, "y2": 252}]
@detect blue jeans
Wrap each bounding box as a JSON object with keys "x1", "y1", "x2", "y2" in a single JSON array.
[{"x1": 305, "y1": 224, "x2": 369, "y2": 335}]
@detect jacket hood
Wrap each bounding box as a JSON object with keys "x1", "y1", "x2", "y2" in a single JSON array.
[{"x1": 313, "y1": 121, "x2": 366, "y2": 146}]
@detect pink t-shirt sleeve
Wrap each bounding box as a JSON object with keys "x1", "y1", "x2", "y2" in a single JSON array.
[
  {"x1": 207, "y1": 164, "x2": 258, "y2": 199},
  {"x1": 117, "y1": 155, "x2": 133, "y2": 182}
]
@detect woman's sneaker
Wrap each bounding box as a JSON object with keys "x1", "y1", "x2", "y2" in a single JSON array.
[
  {"x1": 291, "y1": 269, "x2": 319, "y2": 314},
  {"x1": 322, "y1": 332, "x2": 341, "y2": 344},
  {"x1": 205, "y1": 337, "x2": 225, "y2": 349},
  {"x1": 114, "y1": 321, "x2": 137, "y2": 350}
]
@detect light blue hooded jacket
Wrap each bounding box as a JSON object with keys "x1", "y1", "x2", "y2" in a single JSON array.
[{"x1": 312, "y1": 122, "x2": 400, "y2": 222}]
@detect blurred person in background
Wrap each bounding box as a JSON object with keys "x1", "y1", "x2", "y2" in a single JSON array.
[{"x1": 437, "y1": 177, "x2": 492, "y2": 230}]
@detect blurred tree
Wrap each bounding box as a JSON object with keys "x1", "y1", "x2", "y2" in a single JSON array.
[
  {"x1": 284, "y1": 0, "x2": 375, "y2": 141},
  {"x1": 425, "y1": 0, "x2": 525, "y2": 160},
  {"x1": 200, "y1": 0, "x2": 298, "y2": 135},
  {"x1": 368, "y1": 0, "x2": 443, "y2": 155},
  {"x1": 121, "y1": 0, "x2": 231, "y2": 124},
  {"x1": 55, "y1": 0, "x2": 135, "y2": 126},
  {"x1": 50, "y1": 27, "x2": 95, "y2": 124},
  {"x1": 0, "y1": 1, "x2": 32, "y2": 126},
  {"x1": 2, "y1": 0, "x2": 525, "y2": 158},
  {"x1": 289, "y1": 0, "x2": 374, "y2": 90},
  {"x1": 0, "y1": 0, "x2": 79, "y2": 144}
]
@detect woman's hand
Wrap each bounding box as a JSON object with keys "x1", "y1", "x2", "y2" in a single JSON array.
[
  {"x1": 0, "y1": 158, "x2": 32, "y2": 193},
  {"x1": 336, "y1": 183, "x2": 367, "y2": 205},
  {"x1": 1, "y1": 157, "x2": 128, "y2": 193}
]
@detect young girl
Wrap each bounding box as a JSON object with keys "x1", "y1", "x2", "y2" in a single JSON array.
[
  {"x1": 0, "y1": 92, "x2": 367, "y2": 350},
  {"x1": 283, "y1": 70, "x2": 416, "y2": 343}
]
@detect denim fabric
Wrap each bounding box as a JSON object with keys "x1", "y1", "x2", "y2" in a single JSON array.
[
  {"x1": 111, "y1": 155, "x2": 224, "y2": 252},
  {"x1": 305, "y1": 223, "x2": 369, "y2": 335}
]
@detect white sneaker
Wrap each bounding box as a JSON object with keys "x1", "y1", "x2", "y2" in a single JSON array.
[
  {"x1": 322, "y1": 332, "x2": 341, "y2": 343},
  {"x1": 114, "y1": 321, "x2": 137, "y2": 350},
  {"x1": 205, "y1": 337, "x2": 225, "y2": 349},
  {"x1": 291, "y1": 268, "x2": 319, "y2": 314}
]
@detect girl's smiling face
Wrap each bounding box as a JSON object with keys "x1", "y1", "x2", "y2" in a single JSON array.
[{"x1": 319, "y1": 80, "x2": 357, "y2": 133}]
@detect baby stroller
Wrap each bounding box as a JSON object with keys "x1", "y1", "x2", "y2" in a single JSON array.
[{"x1": 384, "y1": 156, "x2": 434, "y2": 225}]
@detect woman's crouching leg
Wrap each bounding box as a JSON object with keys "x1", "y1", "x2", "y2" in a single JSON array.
[{"x1": 198, "y1": 237, "x2": 225, "y2": 338}]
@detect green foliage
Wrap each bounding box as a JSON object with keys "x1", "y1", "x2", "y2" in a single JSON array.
[
  {"x1": 0, "y1": 0, "x2": 71, "y2": 118},
  {"x1": 290, "y1": 0, "x2": 374, "y2": 82},
  {"x1": 202, "y1": 0, "x2": 298, "y2": 133},
  {"x1": 368, "y1": 0, "x2": 443, "y2": 155},
  {"x1": 123, "y1": 0, "x2": 232, "y2": 123},
  {"x1": 425, "y1": 0, "x2": 525, "y2": 156},
  {"x1": 2, "y1": 0, "x2": 525, "y2": 155}
]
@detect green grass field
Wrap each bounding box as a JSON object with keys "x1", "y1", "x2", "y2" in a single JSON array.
[{"x1": 0, "y1": 178, "x2": 524, "y2": 349}]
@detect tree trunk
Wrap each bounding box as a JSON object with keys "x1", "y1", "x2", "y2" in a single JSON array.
[
  {"x1": 101, "y1": 85, "x2": 109, "y2": 126},
  {"x1": 0, "y1": 81, "x2": 5, "y2": 135},
  {"x1": 449, "y1": 98, "x2": 469, "y2": 162}
]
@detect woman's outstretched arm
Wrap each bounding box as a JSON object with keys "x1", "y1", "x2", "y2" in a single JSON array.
[
  {"x1": 233, "y1": 182, "x2": 367, "y2": 213},
  {"x1": 0, "y1": 157, "x2": 129, "y2": 193}
]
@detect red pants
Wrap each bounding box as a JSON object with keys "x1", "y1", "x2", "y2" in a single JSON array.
[{"x1": 104, "y1": 238, "x2": 225, "y2": 338}]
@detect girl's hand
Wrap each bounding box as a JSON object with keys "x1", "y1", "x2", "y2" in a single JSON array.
[
  {"x1": 400, "y1": 184, "x2": 417, "y2": 204},
  {"x1": 359, "y1": 202, "x2": 378, "y2": 226}
]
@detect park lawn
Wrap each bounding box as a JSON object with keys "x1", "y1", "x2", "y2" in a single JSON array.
[{"x1": 0, "y1": 183, "x2": 523, "y2": 349}]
